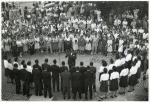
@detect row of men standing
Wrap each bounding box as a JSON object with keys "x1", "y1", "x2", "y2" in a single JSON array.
[{"x1": 9, "y1": 57, "x2": 96, "y2": 100}]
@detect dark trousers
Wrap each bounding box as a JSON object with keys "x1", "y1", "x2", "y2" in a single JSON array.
[
  {"x1": 23, "y1": 82, "x2": 30, "y2": 96},
  {"x1": 61, "y1": 78, "x2": 63, "y2": 92},
  {"x1": 44, "y1": 84, "x2": 53, "y2": 98},
  {"x1": 52, "y1": 78, "x2": 59, "y2": 92},
  {"x1": 85, "y1": 84, "x2": 92, "y2": 99},
  {"x1": 92, "y1": 76, "x2": 96, "y2": 91},
  {"x1": 15, "y1": 79, "x2": 21, "y2": 94},
  {"x1": 74, "y1": 86, "x2": 81, "y2": 99},
  {"x1": 63, "y1": 86, "x2": 70, "y2": 98},
  {"x1": 34, "y1": 81, "x2": 42, "y2": 96},
  {"x1": 102, "y1": 46, "x2": 107, "y2": 56}
]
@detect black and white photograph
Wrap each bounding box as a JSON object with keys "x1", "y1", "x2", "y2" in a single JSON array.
[{"x1": 1, "y1": 1, "x2": 149, "y2": 101}]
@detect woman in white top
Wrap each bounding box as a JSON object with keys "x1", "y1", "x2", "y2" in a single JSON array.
[
  {"x1": 119, "y1": 63, "x2": 129, "y2": 95},
  {"x1": 16, "y1": 37, "x2": 23, "y2": 57},
  {"x1": 99, "y1": 68, "x2": 109, "y2": 100},
  {"x1": 85, "y1": 35, "x2": 92, "y2": 55},
  {"x1": 4, "y1": 56, "x2": 9, "y2": 83},
  {"x1": 8, "y1": 58, "x2": 15, "y2": 84},
  {"x1": 128, "y1": 61, "x2": 138, "y2": 92},
  {"x1": 34, "y1": 35, "x2": 40, "y2": 53},
  {"x1": 72, "y1": 35, "x2": 78, "y2": 53},
  {"x1": 122, "y1": 19, "x2": 128, "y2": 28},
  {"x1": 99, "y1": 60, "x2": 108, "y2": 81},
  {"x1": 118, "y1": 37, "x2": 124, "y2": 54},
  {"x1": 107, "y1": 36, "x2": 113, "y2": 57},
  {"x1": 109, "y1": 66, "x2": 119, "y2": 98},
  {"x1": 22, "y1": 36, "x2": 28, "y2": 55},
  {"x1": 86, "y1": 17, "x2": 92, "y2": 30}
]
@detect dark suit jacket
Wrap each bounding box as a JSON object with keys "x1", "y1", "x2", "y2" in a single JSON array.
[
  {"x1": 13, "y1": 68, "x2": 20, "y2": 80},
  {"x1": 32, "y1": 69, "x2": 42, "y2": 83},
  {"x1": 69, "y1": 66, "x2": 76, "y2": 74},
  {"x1": 42, "y1": 71, "x2": 51, "y2": 85},
  {"x1": 42, "y1": 63, "x2": 51, "y2": 72},
  {"x1": 20, "y1": 69, "x2": 27, "y2": 81},
  {"x1": 61, "y1": 71, "x2": 71, "y2": 87},
  {"x1": 84, "y1": 71, "x2": 93, "y2": 85},
  {"x1": 60, "y1": 66, "x2": 68, "y2": 73},
  {"x1": 51, "y1": 64, "x2": 60, "y2": 79},
  {"x1": 33, "y1": 64, "x2": 42, "y2": 72},
  {"x1": 72, "y1": 71, "x2": 82, "y2": 87},
  {"x1": 79, "y1": 66, "x2": 87, "y2": 74},
  {"x1": 90, "y1": 66, "x2": 96, "y2": 74},
  {"x1": 66, "y1": 52, "x2": 77, "y2": 65}
]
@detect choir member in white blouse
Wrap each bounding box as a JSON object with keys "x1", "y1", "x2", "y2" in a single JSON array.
[
  {"x1": 7, "y1": 58, "x2": 15, "y2": 84},
  {"x1": 99, "y1": 68, "x2": 109, "y2": 100},
  {"x1": 109, "y1": 66, "x2": 119, "y2": 98},
  {"x1": 128, "y1": 62, "x2": 138, "y2": 92},
  {"x1": 125, "y1": 50, "x2": 132, "y2": 69},
  {"x1": 119, "y1": 63, "x2": 129, "y2": 95},
  {"x1": 99, "y1": 60, "x2": 108, "y2": 81},
  {"x1": 114, "y1": 54, "x2": 121, "y2": 73}
]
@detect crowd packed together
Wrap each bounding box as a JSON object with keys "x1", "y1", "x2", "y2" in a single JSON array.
[{"x1": 2, "y1": 1, "x2": 149, "y2": 101}]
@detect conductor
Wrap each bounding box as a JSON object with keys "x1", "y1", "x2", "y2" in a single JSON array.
[{"x1": 65, "y1": 48, "x2": 77, "y2": 69}]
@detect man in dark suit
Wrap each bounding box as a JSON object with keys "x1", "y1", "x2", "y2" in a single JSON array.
[
  {"x1": 33, "y1": 59, "x2": 42, "y2": 72},
  {"x1": 51, "y1": 59, "x2": 60, "y2": 92},
  {"x1": 23, "y1": 64, "x2": 32, "y2": 97},
  {"x1": 61, "y1": 68, "x2": 71, "y2": 100},
  {"x1": 13, "y1": 63, "x2": 21, "y2": 94},
  {"x1": 84, "y1": 66, "x2": 93, "y2": 100},
  {"x1": 65, "y1": 48, "x2": 77, "y2": 69},
  {"x1": 79, "y1": 62, "x2": 87, "y2": 93},
  {"x1": 72, "y1": 67, "x2": 82, "y2": 100},
  {"x1": 60, "y1": 61, "x2": 68, "y2": 92},
  {"x1": 90, "y1": 62, "x2": 97, "y2": 92},
  {"x1": 69, "y1": 64, "x2": 76, "y2": 94},
  {"x1": 41, "y1": 58, "x2": 51, "y2": 72},
  {"x1": 42, "y1": 67, "x2": 53, "y2": 98},
  {"x1": 32, "y1": 65, "x2": 43, "y2": 96},
  {"x1": 20, "y1": 64, "x2": 27, "y2": 93}
]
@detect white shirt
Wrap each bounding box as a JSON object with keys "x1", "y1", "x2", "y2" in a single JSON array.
[
  {"x1": 108, "y1": 64, "x2": 115, "y2": 71},
  {"x1": 110, "y1": 72, "x2": 119, "y2": 80},
  {"x1": 18, "y1": 65, "x2": 24, "y2": 70},
  {"x1": 126, "y1": 54, "x2": 132, "y2": 61},
  {"x1": 136, "y1": 61, "x2": 141, "y2": 69},
  {"x1": 26, "y1": 65, "x2": 33, "y2": 73},
  {"x1": 100, "y1": 73, "x2": 109, "y2": 82},
  {"x1": 99, "y1": 66, "x2": 107, "y2": 73},
  {"x1": 115, "y1": 59, "x2": 121, "y2": 67},
  {"x1": 4, "y1": 60, "x2": 8, "y2": 68},
  {"x1": 120, "y1": 58, "x2": 126, "y2": 65},
  {"x1": 132, "y1": 56, "x2": 137, "y2": 61},
  {"x1": 120, "y1": 68, "x2": 129, "y2": 76},
  {"x1": 128, "y1": 66, "x2": 138, "y2": 77},
  {"x1": 8, "y1": 63, "x2": 13, "y2": 70},
  {"x1": 138, "y1": 29, "x2": 144, "y2": 34}
]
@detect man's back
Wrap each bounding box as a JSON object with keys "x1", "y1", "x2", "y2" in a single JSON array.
[
  {"x1": 33, "y1": 64, "x2": 42, "y2": 72},
  {"x1": 60, "y1": 66, "x2": 68, "y2": 73},
  {"x1": 79, "y1": 66, "x2": 87, "y2": 74},
  {"x1": 20, "y1": 69, "x2": 27, "y2": 81},
  {"x1": 13, "y1": 68, "x2": 20, "y2": 80},
  {"x1": 90, "y1": 66, "x2": 96, "y2": 74},
  {"x1": 84, "y1": 71, "x2": 93, "y2": 85},
  {"x1": 42, "y1": 63, "x2": 51, "y2": 72},
  {"x1": 32, "y1": 69, "x2": 41, "y2": 82},
  {"x1": 72, "y1": 72, "x2": 82, "y2": 87},
  {"x1": 42, "y1": 71, "x2": 51, "y2": 85},
  {"x1": 51, "y1": 65, "x2": 60, "y2": 78},
  {"x1": 61, "y1": 71, "x2": 71, "y2": 87}
]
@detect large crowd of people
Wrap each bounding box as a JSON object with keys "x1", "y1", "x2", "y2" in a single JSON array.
[{"x1": 2, "y1": 1, "x2": 149, "y2": 101}]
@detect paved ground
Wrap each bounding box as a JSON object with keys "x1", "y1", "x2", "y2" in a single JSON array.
[{"x1": 2, "y1": 52, "x2": 148, "y2": 101}]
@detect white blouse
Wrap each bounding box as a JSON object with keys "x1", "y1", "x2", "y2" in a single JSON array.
[
  {"x1": 99, "y1": 66, "x2": 108, "y2": 73},
  {"x1": 26, "y1": 65, "x2": 33, "y2": 73},
  {"x1": 8, "y1": 63, "x2": 13, "y2": 70},
  {"x1": 108, "y1": 64, "x2": 115, "y2": 72},
  {"x1": 128, "y1": 66, "x2": 138, "y2": 77},
  {"x1": 100, "y1": 73, "x2": 109, "y2": 82},
  {"x1": 136, "y1": 61, "x2": 141, "y2": 69},
  {"x1": 110, "y1": 72, "x2": 119, "y2": 80},
  {"x1": 120, "y1": 68, "x2": 129, "y2": 77},
  {"x1": 4, "y1": 60, "x2": 8, "y2": 68},
  {"x1": 115, "y1": 59, "x2": 121, "y2": 67},
  {"x1": 126, "y1": 54, "x2": 132, "y2": 62}
]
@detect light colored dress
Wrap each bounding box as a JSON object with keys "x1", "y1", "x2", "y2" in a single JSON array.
[{"x1": 107, "y1": 40, "x2": 112, "y2": 52}]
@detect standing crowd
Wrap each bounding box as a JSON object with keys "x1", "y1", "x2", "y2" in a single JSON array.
[{"x1": 2, "y1": 1, "x2": 149, "y2": 101}]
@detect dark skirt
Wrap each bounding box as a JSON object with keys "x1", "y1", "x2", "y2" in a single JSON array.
[
  {"x1": 29, "y1": 44, "x2": 34, "y2": 55},
  {"x1": 108, "y1": 70, "x2": 113, "y2": 78},
  {"x1": 110, "y1": 79, "x2": 118, "y2": 91},
  {"x1": 9, "y1": 70, "x2": 14, "y2": 79},
  {"x1": 64, "y1": 41, "x2": 71, "y2": 51},
  {"x1": 128, "y1": 74, "x2": 137, "y2": 86},
  {"x1": 119, "y1": 75, "x2": 128, "y2": 88},
  {"x1": 5, "y1": 68, "x2": 9, "y2": 77},
  {"x1": 100, "y1": 81, "x2": 108, "y2": 92},
  {"x1": 136, "y1": 68, "x2": 141, "y2": 79}
]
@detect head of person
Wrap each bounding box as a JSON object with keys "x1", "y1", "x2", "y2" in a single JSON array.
[
  {"x1": 62, "y1": 61, "x2": 65, "y2": 66},
  {"x1": 103, "y1": 68, "x2": 107, "y2": 74},
  {"x1": 53, "y1": 59, "x2": 57, "y2": 64},
  {"x1": 8, "y1": 58, "x2": 11, "y2": 63},
  {"x1": 14, "y1": 63, "x2": 18, "y2": 69},
  {"x1": 90, "y1": 62, "x2": 93, "y2": 66},
  {"x1": 27, "y1": 61, "x2": 31, "y2": 66},
  {"x1": 35, "y1": 59, "x2": 39, "y2": 64},
  {"x1": 79, "y1": 61, "x2": 83, "y2": 66},
  {"x1": 102, "y1": 60, "x2": 107, "y2": 67},
  {"x1": 110, "y1": 59, "x2": 114, "y2": 64},
  {"x1": 23, "y1": 64, "x2": 27, "y2": 69},
  {"x1": 113, "y1": 66, "x2": 117, "y2": 72},
  {"x1": 45, "y1": 58, "x2": 48, "y2": 63},
  {"x1": 137, "y1": 56, "x2": 141, "y2": 60},
  {"x1": 87, "y1": 66, "x2": 90, "y2": 70},
  {"x1": 14, "y1": 57, "x2": 18, "y2": 62},
  {"x1": 21, "y1": 60, "x2": 25, "y2": 65}
]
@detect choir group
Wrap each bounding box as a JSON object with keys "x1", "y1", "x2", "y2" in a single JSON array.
[{"x1": 2, "y1": 1, "x2": 149, "y2": 101}]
